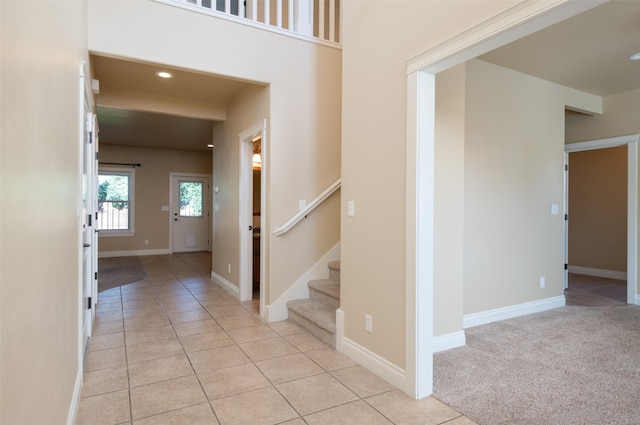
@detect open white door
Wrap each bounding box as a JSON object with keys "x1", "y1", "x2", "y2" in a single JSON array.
[{"x1": 80, "y1": 63, "x2": 97, "y2": 361}]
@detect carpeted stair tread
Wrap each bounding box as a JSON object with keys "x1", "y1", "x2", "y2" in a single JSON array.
[
  {"x1": 308, "y1": 279, "x2": 340, "y2": 300},
  {"x1": 286, "y1": 299, "x2": 336, "y2": 334}
]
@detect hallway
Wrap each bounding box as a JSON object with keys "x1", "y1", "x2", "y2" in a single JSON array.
[{"x1": 75, "y1": 253, "x2": 475, "y2": 425}]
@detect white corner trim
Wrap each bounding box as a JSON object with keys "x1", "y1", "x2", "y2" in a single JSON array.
[
  {"x1": 98, "y1": 249, "x2": 171, "y2": 258},
  {"x1": 335, "y1": 308, "x2": 345, "y2": 351},
  {"x1": 211, "y1": 271, "x2": 240, "y2": 299},
  {"x1": 66, "y1": 369, "x2": 83, "y2": 425},
  {"x1": 264, "y1": 243, "x2": 340, "y2": 322},
  {"x1": 432, "y1": 331, "x2": 466, "y2": 353},
  {"x1": 568, "y1": 265, "x2": 627, "y2": 281},
  {"x1": 464, "y1": 296, "x2": 566, "y2": 329},
  {"x1": 339, "y1": 336, "x2": 406, "y2": 392}
]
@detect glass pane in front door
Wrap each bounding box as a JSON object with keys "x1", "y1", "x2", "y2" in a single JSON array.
[{"x1": 179, "y1": 181, "x2": 203, "y2": 217}]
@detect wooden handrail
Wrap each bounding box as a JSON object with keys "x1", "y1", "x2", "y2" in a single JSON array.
[{"x1": 273, "y1": 178, "x2": 341, "y2": 236}]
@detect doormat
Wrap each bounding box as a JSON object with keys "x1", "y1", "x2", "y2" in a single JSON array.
[{"x1": 98, "y1": 257, "x2": 146, "y2": 293}]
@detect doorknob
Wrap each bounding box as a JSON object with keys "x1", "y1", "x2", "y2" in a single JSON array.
[{"x1": 83, "y1": 243, "x2": 91, "y2": 248}]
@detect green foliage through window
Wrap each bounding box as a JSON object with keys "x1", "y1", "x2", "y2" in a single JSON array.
[
  {"x1": 179, "y1": 182, "x2": 203, "y2": 217},
  {"x1": 98, "y1": 172, "x2": 131, "y2": 231}
]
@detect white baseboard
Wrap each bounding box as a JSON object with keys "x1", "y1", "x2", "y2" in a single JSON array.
[
  {"x1": 568, "y1": 265, "x2": 626, "y2": 280},
  {"x1": 432, "y1": 331, "x2": 466, "y2": 353},
  {"x1": 98, "y1": 248, "x2": 171, "y2": 258},
  {"x1": 339, "y1": 335, "x2": 407, "y2": 392},
  {"x1": 66, "y1": 369, "x2": 83, "y2": 425},
  {"x1": 463, "y1": 295, "x2": 566, "y2": 329},
  {"x1": 211, "y1": 271, "x2": 240, "y2": 299},
  {"x1": 264, "y1": 243, "x2": 340, "y2": 322}
]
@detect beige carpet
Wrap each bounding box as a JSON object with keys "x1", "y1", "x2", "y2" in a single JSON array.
[
  {"x1": 434, "y1": 305, "x2": 640, "y2": 425},
  {"x1": 98, "y1": 256, "x2": 146, "y2": 292}
]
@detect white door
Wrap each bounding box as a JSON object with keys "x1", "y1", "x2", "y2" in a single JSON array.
[
  {"x1": 171, "y1": 174, "x2": 210, "y2": 252},
  {"x1": 80, "y1": 64, "x2": 97, "y2": 360}
]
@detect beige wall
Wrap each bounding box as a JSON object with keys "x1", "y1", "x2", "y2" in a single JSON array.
[
  {"x1": 98, "y1": 145, "x2": 212, "y2": 254},
  {"x1": 568, "y1": 146, "x2": 627, "y2": 272},
  {"x1": 433, "y1": 64, "x2": 466, "y2": 336},
  {"x1": 1, "y1": 1, "x2": 88, "y2": 423},
  {"x1": 341, "y1": 0, "x2": 519, "y2": 369},
  {"x1": 463, "y1": 59, "x2": 570, "y2": 314}
]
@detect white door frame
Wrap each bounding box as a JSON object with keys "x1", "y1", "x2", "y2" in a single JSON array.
[
  {"x1": 239, "y1": 119, "x2": 267, "y2": 308},
  {"x1": 169, "y1": 172, "x2": 212, "y2": 253},
  {"x1": 564, "y1": 135, "x2": 639, "y2": 304},
  {"x1": 405, "y1": 0, "x2": 605, "y2": 399}
]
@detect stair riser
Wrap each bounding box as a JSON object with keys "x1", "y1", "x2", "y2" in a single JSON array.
[
  {"x1": 328, "y1": 261, "x2": 340, "y2": 282},
  {"x1": 288, "y1": 310, "x2": 336, "y2": 348},
  {"x1": 329, "y1": 268, "x2": 340, "y2": 282},
  {"x1": 310, "y1": 288, "x2": 340, "y2": 309}
]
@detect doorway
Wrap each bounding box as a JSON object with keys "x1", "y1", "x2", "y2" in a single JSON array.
[
  {"x1": 564, "y1": 135, "x2": 638, "y2": 305},
  {"x1": 406, "y1": 0, "x2": 607, "y2": 400},
  {"x1": 251, "y1": 139, "x2": 262, "y2": 300},
  {"x1": 239, "y1": 120, "x2": 266, "y2": 308},
  {"x1": 170, "y1": 173, "x2": 211, "y2": 253}
]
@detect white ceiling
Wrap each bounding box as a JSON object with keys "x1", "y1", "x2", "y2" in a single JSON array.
[{"x1": 93, "y1": 1, "x2": 640, "y2": 152}]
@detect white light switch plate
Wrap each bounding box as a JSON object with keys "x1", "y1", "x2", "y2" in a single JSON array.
[{"x1": 347, "y1": 201, "x2": 355, "y2": 217}]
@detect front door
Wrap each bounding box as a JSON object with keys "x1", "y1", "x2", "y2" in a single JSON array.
[{"x1": 171, "y1": 174, "x2": 210, "y2": 252}]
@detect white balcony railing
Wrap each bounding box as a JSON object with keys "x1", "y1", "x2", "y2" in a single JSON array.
[{"x1": 177, "y1": 0, "x2": 341, "y2": 45}]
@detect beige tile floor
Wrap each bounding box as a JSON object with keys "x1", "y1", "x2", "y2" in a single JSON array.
[{"x1": 76, "y1": 252, "x2": 476, "y2": 425}]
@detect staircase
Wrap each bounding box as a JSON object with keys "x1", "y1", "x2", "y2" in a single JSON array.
[{"x1": 286, "y1": 261, "x2": 340, "y2": 348}]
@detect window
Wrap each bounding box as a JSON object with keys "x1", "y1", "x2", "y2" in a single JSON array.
[
  {"x1": 98, "y1": 168, "x2": 135, "y2": 236},
  {"x1": 179, "y1": 181, "x2": 204, "y2": 217}
]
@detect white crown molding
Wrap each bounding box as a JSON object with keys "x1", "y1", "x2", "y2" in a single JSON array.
[{"x1": 406, "y1": 0, "x2": 605, "y2": 74}]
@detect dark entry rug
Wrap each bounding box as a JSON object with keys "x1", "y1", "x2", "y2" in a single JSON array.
[{"x1": 98, "y1": 256, "x2": 146, "y2": 293}]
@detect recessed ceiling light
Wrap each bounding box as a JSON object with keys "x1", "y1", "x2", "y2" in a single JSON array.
[
  {"x1": 207, "y1": 144, "x2": 214, "y2": 148},
  {"x1": 629, "y1": 52, "x2": 640, "y2": 61},
  {"x1": 156, "y1": 71, "x2": 173, "y2": 79}
]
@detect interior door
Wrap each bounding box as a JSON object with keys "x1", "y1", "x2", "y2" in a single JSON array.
[
  {"x1": 80, "y1": 64, "x2": 97, "y2": 361},
  {"x1": 171, "y1": 175, "x2": 210, "y2": 252}
]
